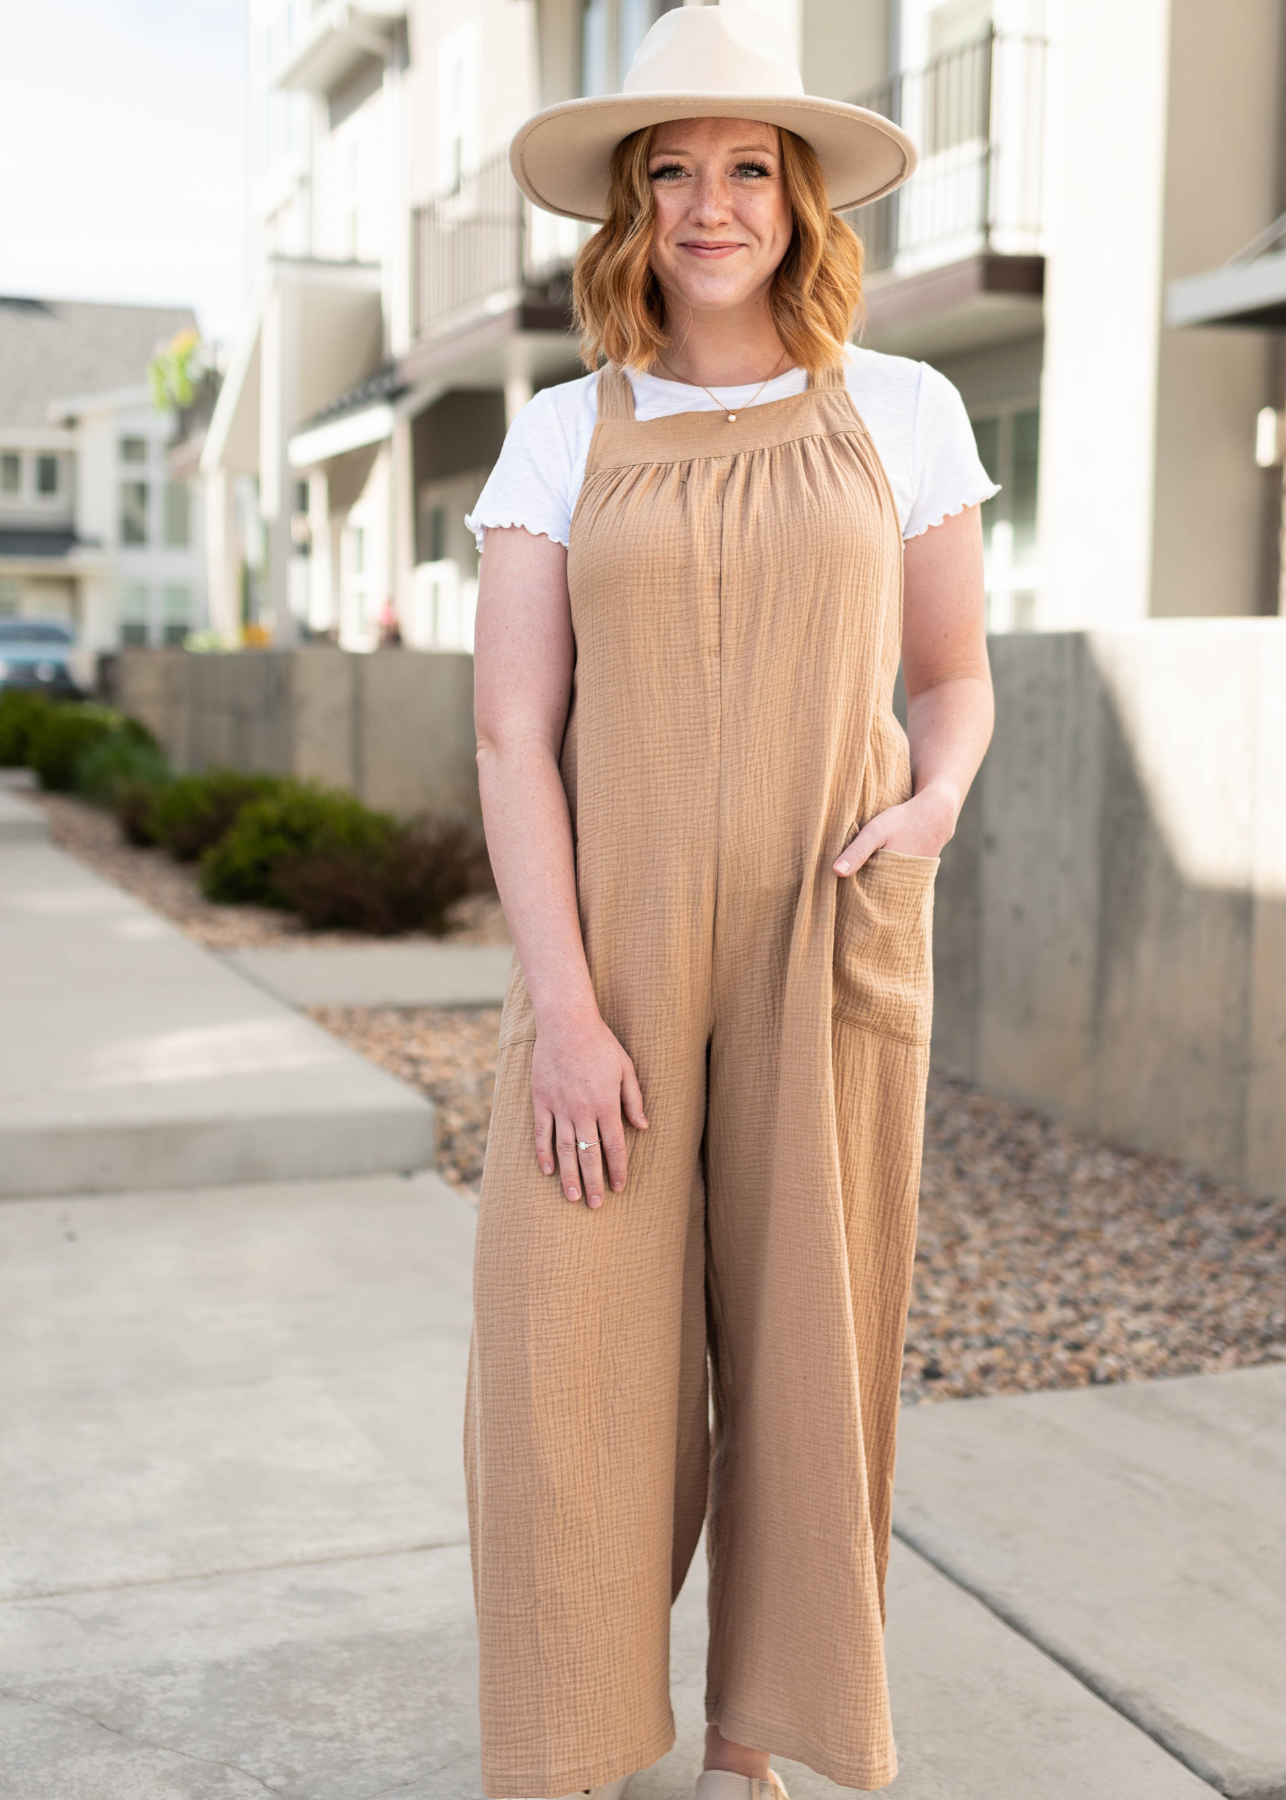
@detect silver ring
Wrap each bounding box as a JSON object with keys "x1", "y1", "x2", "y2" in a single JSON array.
[{"x1": 576, "y1": 1139, "x2": 593, "y2": 1152}]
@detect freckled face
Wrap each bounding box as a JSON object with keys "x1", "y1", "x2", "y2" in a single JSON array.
[{"x1": 647, "y1": 116, "x2": 793, "y2": 317}]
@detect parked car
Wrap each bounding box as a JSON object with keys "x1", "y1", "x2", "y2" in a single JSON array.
[{"x1": 0, "y1": 618, "x2": 81, "y2": 697}]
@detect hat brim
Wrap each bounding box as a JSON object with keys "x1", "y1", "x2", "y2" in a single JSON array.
[{"x1": 510, "y1": 93, "x2": 917, "y2": 224}]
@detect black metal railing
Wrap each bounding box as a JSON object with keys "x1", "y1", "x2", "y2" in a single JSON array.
[
  {"x1": 411, "y1": 151, "x2": 592, "y2": 338},
  {"x1": 411, "y1": 31, "x2": 1047, "y2": 335},
  {"x1": 845, "y1": 30, "x2": 1047, "y2": 275},
  {"x1": 412, "y1": 153, "x2": 523, "y2": 334}
]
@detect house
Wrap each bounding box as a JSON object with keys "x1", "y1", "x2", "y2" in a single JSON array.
[
  {"x1": 0, "y1": 296, "x2": 208, "y2": 673},
  {"x1": 204, "y1": 0, "x2": 1284, "y2": 651}
]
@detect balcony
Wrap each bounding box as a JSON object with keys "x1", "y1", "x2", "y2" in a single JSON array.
[
  {"x1": 403, "y1": 152, "x2": 591, "y2": 393},
  {"x1": 411, "y1": 152, "x2": 590, "y2": 342},
  {"x1": 272, "y1": 0, "x2": 406, "y2": 97},
  {"x1": 848, "y1": 30, "x2": 1048, "y2": 358}
]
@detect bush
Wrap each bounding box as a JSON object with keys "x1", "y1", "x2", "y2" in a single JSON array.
[
  {"x1": 200, "y1": 784, "x2": 395, "y2": 907},
  {"x1": 116, "y1": 781, "x2": 167, "y2": 847},
  {"x1": 74, "y1": 732, "x2": 170, "y2": 809},
  {"x1": 147, "y1": 769, "x2": 284, "y2": 862},
  {"x1": 26, "y1": 704, "x2": 154, "y2": 792},
  {"x1": 274, "y1": 818, "x2": 492, "y2": 935},
  {"x1": 0, "y1": 690, "x2": 56, "y2": 766}
]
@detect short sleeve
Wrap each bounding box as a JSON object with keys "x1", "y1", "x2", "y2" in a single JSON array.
[
  {"x1": 902, "y1": 362, "x2": 1000, "y2": 540},
  {"x1": 463, "y1": 384, "x2": 579, "y2": 554}
]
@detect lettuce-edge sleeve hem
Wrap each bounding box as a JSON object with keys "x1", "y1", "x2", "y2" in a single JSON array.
[{"x1": 902, "y1": 479, "x2": 1001, "y2": 542}]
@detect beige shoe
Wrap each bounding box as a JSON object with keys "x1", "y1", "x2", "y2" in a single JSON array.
[{"x1": 694, "y1": 1773, "x2": 789, "y2": 1800}]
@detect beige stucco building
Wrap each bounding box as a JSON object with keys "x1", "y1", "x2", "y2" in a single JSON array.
[
  {"x1": 0, "y1": 298, "x2": 207, "y2": 672},
  {"x1": 203, "y1": 0, "x2": 1286, "y2": 651}
]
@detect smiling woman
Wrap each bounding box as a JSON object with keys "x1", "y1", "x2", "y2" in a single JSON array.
[
  {"x1": 462, "y1": 10, "x2": 996, "y2": 1800},
  {"x1": 574, "y1": 120, "x2": 864, "y2": 378}
]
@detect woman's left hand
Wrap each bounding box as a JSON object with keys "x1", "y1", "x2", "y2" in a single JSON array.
[{"x1": 832, "y1": 784, "x2": 956, "y2": 876}]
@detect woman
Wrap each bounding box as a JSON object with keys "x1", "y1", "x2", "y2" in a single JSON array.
[{"x1": 464, "y1": 9, "x2": 995, "y2": 1798}]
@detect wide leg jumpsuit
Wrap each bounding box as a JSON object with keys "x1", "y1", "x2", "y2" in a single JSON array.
[{"x1": 465, "y1": 363, "x2": 938, "y2": 1798}]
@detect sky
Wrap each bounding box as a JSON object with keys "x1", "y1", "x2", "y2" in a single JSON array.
[{"x1": 0, "y1": 0, "x2": 247, "y2": 345}]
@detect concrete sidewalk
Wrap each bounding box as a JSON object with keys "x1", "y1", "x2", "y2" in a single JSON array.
[
  {"x1": 895, "y1": 1365, "x2": 1286, "y2": 1799},
  {"x1": 0, "y1": 1170, "x2": 1242, "y2": 1800},
  {"x1": 227, "y1": 941, "x2": 514, "y2": 1009},
  {"x1": 0, "y1": 825, "x2": 433, "y2": 1196}
]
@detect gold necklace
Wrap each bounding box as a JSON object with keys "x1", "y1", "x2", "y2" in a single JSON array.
[{"x1": 655, "y1": 347, "x2": 790, "y2": 422}]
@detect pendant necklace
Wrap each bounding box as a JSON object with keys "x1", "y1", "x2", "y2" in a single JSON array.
[{"x1": 656, "y1": 346, "x2": 789, "y2": 422}]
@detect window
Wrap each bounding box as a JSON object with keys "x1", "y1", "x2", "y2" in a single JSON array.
[
  {"x1": 925, "y1": 0, "x2": 993, "y2": 157},
  {"x1": 0, "y1": 453, "x2": 19, "y2": 494},
  {"x1": 580, "y1": 0, "x2": 677, "y2": 95},
  {"x1": 972, "y1": 404, "x2": 1040, "y2": 631},
  {"x1": 36, "y1": 455, "x2": 58, "y2": 496},
  {"x1": 120, "y1": 481, "x2": 149, "y2": 545},
  {"x1": 120, "y1": 583, "x2": 150, "y2": 646},
  {"x1": 437, "y1": 21, "x2": 479, "y2": 194},
  {"x1": 119, "y1": 437, "x2": 147, "y2": 464},
  {"x1": 162, "y1": 584, "x2": 191, "y2": 646},
  {"x1": 427, "y1": 504, "x2": 447, "y2": 563},
  {"x1": 162, "y1": 482, "x2": 190, "y2": 548}
]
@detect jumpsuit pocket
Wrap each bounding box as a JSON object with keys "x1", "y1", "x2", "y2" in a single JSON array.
[{"x1": 833, "y1": 848, "x2": 938, "y2": 1046}]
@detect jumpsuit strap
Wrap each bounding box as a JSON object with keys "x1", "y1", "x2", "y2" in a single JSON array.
[
  {"x1": 807, "y1": 359, "x2": 848, "y2": 391},
  {"x1": 595, "y1": 363, "x2": 637, "y2": 421}
]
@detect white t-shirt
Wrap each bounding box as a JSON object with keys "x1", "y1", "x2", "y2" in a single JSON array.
[{"x1": 466, "y1": 343, "x2": 998, "y2": 553}]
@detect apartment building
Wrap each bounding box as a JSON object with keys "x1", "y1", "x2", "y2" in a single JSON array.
[
  {"x1": 204, "y1": 0, "x2": 1285, "y2": 653},
  {"x1": 0, "y1": 298, "x2": 207, "y2": 671}
]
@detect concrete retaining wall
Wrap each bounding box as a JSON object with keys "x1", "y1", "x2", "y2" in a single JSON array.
[
  {"x1": 119, "y1": 626, "x2": 1286, "y2": 1197},
  {"x1": 934, "y1": 621, "x2": 1286, "y2": 1199},
  {"x1": 117, "y1": 647, "x2": 480, "y2": 822}
]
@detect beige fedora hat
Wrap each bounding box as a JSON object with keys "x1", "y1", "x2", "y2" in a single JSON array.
[{"x1": 510, "y1": 2, "x2": 916, "y2": 225}]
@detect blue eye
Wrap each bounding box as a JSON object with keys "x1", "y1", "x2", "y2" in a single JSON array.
[
  {"x1": 649, "y1": 163, "x2": 687, "y2": 181},
  {"x1": 736, "y1": 160, "x2": 772, "y2": 178}
]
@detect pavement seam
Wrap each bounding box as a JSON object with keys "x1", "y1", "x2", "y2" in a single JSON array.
[
  {"x1": 891, "y1": 1526, "x2": 1228, "y2": 1796},
  {"x1": 0, "y1": 1535, "x2": 472, "y2": 1606},
  {"x1": 0, "y1": 1685, "x2": 289, "y2": 1795}
]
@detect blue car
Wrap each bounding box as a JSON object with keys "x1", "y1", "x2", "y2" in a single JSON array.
[{"x1": 0, "y1": 618, "x2": 81, "y2": 697}]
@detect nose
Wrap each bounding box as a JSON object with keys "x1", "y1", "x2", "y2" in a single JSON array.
[{"x1": 688, "y1": 171, "x2": 734, "y2": 225}]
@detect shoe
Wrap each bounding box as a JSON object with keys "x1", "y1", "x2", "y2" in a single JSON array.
[{"x1": 694, "y1": 1772, "x2": 789, "y2": 1800}]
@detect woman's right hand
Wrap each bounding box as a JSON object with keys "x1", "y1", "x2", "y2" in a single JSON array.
[{"x1": 531, "y1": 1009, "x2": 648, "y2": 1208}]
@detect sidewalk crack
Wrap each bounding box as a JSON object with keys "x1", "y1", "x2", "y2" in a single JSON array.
[{"x1": 0, "y1": 1686, "x2": 287, "y2": 1795}]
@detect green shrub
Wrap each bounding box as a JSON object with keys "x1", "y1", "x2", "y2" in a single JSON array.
[
  {"x1": 26, "y1": 704, "x2": 154, "y2": 792},
  {"x1": 74, "y1": 732, "x2": 170, "y2": 809},
  {"x1": 0, "y1": 690, "x2": 56, "y2": 766},
  {"x1": 200, "y1": 784, "x2": 395, "y2": 907},
  {"x1": 148, "y1": 769, "x2": 284, "y2": 862},
  {"x1": 116, "y1": 781, "x2": 167, "y2": 847},
  {"x1": 274, "y1": 818, "x2": 492, "y2": 935}
]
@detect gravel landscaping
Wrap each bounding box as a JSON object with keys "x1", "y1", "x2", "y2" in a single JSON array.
[
  {"x1": 32, "y1": 786, "x2": 1286, "y2": 1409},
  {"x1": 29, "y1": 790, "x2": 511, "y2": 951},
  {"x1": 308, "y1": 1004, "x2": 1286, "y2": 1408}
]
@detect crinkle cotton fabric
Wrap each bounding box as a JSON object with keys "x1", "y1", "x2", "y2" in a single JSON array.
[
  {"x1": 466, "y1": 364, "x2": 936, "y2": 1798},
  {"x1": 465, "y1": 343, "x2": 997, "y2": 553}
]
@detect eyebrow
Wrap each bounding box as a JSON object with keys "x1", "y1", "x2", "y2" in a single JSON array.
[{"x1": 648, "y1": 143, "x2": 778, "y2": 158}]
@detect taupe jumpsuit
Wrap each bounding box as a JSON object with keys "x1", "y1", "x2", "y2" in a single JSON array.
[{"x1": 466, "y1": 363, "x2": 937, "y2": 1797}]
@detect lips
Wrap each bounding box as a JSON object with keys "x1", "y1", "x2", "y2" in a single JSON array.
[{"x1": 678, "y1": 240, "x2": 746, "y2": 257}]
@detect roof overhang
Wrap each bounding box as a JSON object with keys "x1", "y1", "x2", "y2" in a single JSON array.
[
  {"x1": 0, "y1": 425, "x2": 75, "y2": 453},
  {"x1": 397, "y1": 299, "x2": 579, "y2": 397},
  {"x1": 862, "y1": 252, "x2": 1045, "y2": 361},
  {"x1": 288, "y1": 401, "x2": 396, "y2": 468},
  {"x1": 1166, "y1": 251, "x2": 1286, "y2": 329},
  {"x1": 0, "y1": 546, "x2": 108, "y2": 577},
  {"x1": 47, "y1": 382, "x2": 153, "y2": 425},
  {"x1": 202, "y1": 257, "x2": 385, "y2": 478},
  {"x1": 271, "y1": 0, "x2": 405, "y2": 95}
]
